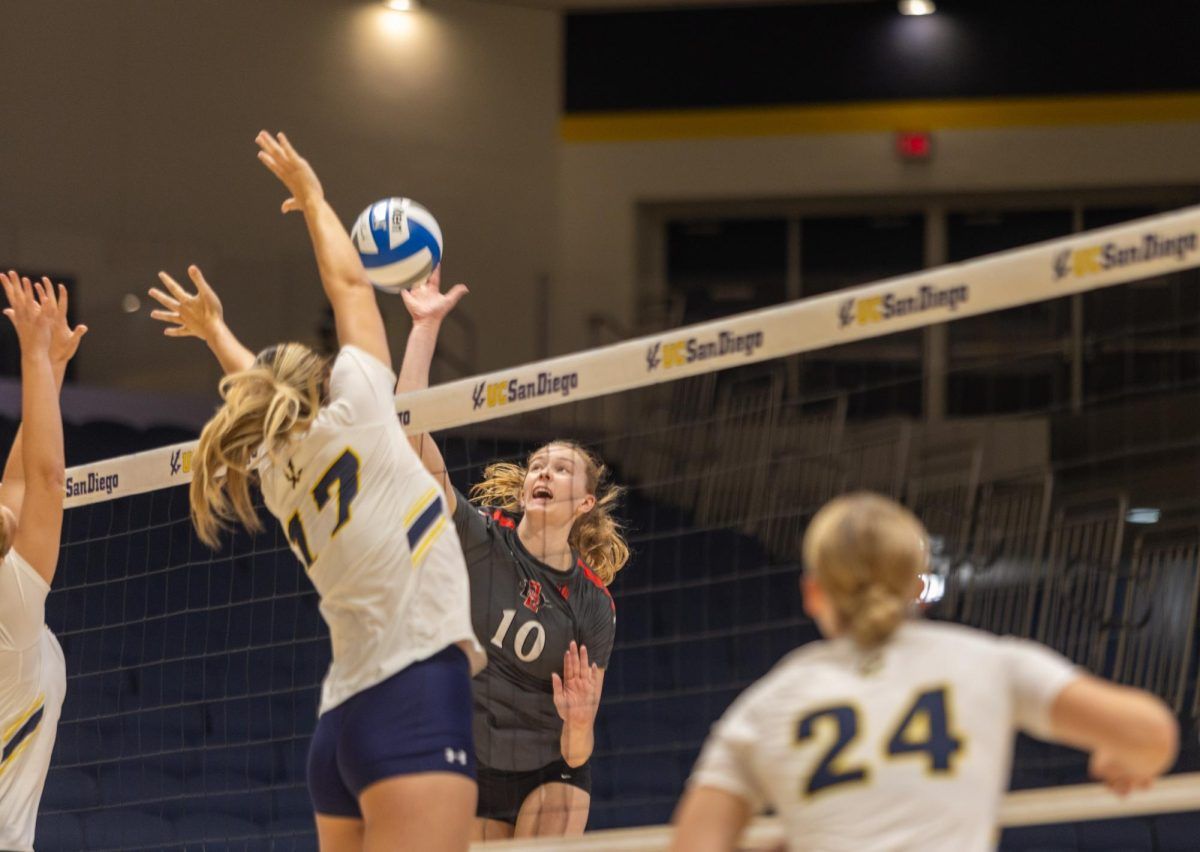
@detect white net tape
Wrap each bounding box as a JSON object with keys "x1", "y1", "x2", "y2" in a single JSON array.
[
  {"x1": 472, "y1": 773, "x2": 1200, "y2": 851},
  {"x1": 63, "y1": 204, "x2": 1200, "y2": 507}
]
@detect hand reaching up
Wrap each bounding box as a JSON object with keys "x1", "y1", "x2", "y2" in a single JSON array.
[
  {"x1": 1, "y1": 272, "x2": 56, "y2": 355},
  {"x1": 40, "y1": 277, "x2": 87, "y2": 364},
  {"x1": 255, "y1": 131, "x2": 324, "y2": 215},
  {"x1": 399, "y1": 267, "x2": 469, "y2": 327},
  {"x1": 552, "y1": 641, "x2": 603, "y2": 728},
  {"x1": 148, "y1": 265, "x2": 226, "y2": 343}
]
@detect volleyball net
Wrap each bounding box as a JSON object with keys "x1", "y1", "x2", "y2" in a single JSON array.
[{"x1": 37, "y1": 204, "x2": 1200, "y2": 850}]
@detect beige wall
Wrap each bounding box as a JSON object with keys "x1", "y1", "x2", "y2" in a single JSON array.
[
  {"x1": 556, "y1": 122, "x2": 1200, "y2": 355},
  {"x1": 4, "y1": 0, "x2": 1200, "y2": 396},
  {"x1": 0, "y1": 0, "x2": 560, "y2": 392}
]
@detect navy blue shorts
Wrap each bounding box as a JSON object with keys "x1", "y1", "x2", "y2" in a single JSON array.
[{"x1": 307, "y1": 645, "x2": 476, "y2": 818}]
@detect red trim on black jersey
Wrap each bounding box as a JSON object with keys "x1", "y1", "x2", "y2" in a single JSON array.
[
  {"x1": 489, "y1": 508, "x2": 517, "y2": 530},
  {"x1": 578, "y1": 558, "x2": 616, "y2": 613}
]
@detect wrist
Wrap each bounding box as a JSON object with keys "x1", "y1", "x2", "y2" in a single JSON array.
[
  {"x1": 562, "y1": 717, "x2": 596, "y2": 735},
  {"x1": 205, "y1": 322, "x2": 232, "y2": 346}
]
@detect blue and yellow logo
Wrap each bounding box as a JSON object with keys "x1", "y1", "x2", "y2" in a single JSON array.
[
  {"x1": 472, "y1": 371, "x2": 580, "y2": 411},
  {"x1": 646, "y1": 329, "x2": 764, "y2": 372},
  {"x1": 169, "y1": 449, "x2": 193, "y2": 476},
  {"x1": 838, "y1": 284, "x2": 969, "y2": 329},
  {"x1": 1053, "y1": 231, "x2": 1198, "y2": 281}
]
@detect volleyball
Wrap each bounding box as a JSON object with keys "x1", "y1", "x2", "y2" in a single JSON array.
[{"x1": 350, "y1": 197, "x2": 443, "y2": 293}]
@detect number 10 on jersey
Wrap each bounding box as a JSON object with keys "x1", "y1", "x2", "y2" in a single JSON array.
[{"x1": 491, "y1": 609, "x2": 547, "y2": 662}]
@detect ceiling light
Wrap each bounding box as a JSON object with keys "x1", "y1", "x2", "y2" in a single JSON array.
[
  {"x1": 385, "y1": 0, "x2": 418, "y2": 11},
  {"x1": 1126, "y1": 508, "x2": 1162, "y2": 525},
  {"x1": 899, "y1": 0, "x2": 936, "y2": 15}
]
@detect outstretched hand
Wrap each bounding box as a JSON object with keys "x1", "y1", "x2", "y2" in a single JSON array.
[
  {"x1": 1, "y1": 272, "x2": 55, "y2": 354},
  {"x1": 399, "y1": 267, "x2": 468, "y2": 326},
  {"x1": 255, "y1": 130, "x2": 324, "y2": 214},
  {"x1": 1, "y1": 272, "x2": 87, "y2": 363},
  {"x1": 148, "y1": 265, "x2": 226, "y2": 342},
  {"x1": 42, "y1": 277, "x2": 88, "y2": 364},
  {"x1": 552, "y1": 641, "x2": 603, "y2": 728}
]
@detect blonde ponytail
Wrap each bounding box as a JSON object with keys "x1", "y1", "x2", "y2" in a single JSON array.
[
  {"x1": 470, "y1": 441, "x2": 630, "y2": 585},
  {"x1": 191, "y1": 344, "x2": 327, "y2": 549},
  {"x1": 803, "y1": 492, "x2": 927, "y2": 649}
]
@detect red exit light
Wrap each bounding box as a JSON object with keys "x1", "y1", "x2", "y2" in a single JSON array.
[{"x1": 896, "y1": 131, "x2": 933, "y2": 160}]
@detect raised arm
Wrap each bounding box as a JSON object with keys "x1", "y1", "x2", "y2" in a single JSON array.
[
  {"x1": 255, "y1": 131, "x2": 390, "y2": 368},
  {"x1": 552, "y1": 641, "x2": 605, "y2": 768},
  {"x1": 396, "y1": 269, "x2": 469, "y2": 510},
  {"x1": 148, "y1": 265, "x2": 254, "y2": 375},
  {"x1": 0, "y1": 272, "x2": 85, "y2": 525},
  {"x1": 2, "y1": 275, "x2": 67, "y2": 583},
  {"x1": 1050, "y1": 676, "x2": 1178, "y2": 795}
]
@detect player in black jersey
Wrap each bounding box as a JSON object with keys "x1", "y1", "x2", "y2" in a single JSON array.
[{"x1": 396, "y1": 271, "x2": 629, "y2": 841}]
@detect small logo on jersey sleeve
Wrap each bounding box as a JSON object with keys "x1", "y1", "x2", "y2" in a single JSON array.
[{"x1": 285, "y1": 460, "x2": 303, "y2": 489}]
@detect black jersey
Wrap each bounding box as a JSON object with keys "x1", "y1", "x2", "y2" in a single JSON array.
[{"x1": 452, "y1": 488, "x2": 616, "y2": 772}]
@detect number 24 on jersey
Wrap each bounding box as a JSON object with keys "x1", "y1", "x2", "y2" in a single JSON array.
[{"x1": 797, "y1": 686, "x2": 964, "y2": 797}]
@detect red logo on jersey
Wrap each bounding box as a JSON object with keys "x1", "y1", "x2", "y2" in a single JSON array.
[
  {"x1": 522, "y1": 579, "x2": 543, "y2": 613},
  {"x1": 558, "y1": 584, "x2": 570, "y2": 600}
]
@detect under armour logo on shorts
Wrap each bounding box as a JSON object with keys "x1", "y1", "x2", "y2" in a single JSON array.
[{"x1": 444, "y1": 747, "x2": 468, "y2": 766}]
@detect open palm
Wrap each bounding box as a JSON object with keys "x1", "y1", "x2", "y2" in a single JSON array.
[
  {"x1": 148, "y1": 265, "x2": 225, "y2": 342},
  {"x1": 399, "y1": 267, "x2": 468, "y2": 325},
  {"x1": 552, "y1": 641, "x2": 602, "y2": 727}
]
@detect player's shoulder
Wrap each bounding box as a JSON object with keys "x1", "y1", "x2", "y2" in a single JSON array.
[
  {"x1": 572, "y1": 557, "x2": 616, "y2": 614},
  {"x1": 732, "y1": 639, "x2": 846, "y2": 708},
  {"x1": 894, "y1": 619, "x2": 1015, "y2": 661},
  {"x1": 480, "y1": 504, "x2": 518, "y2": 532}
]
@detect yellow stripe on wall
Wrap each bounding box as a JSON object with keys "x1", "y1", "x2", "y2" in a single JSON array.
[{"x1": 560, "y1": 92, "x2": 1200, "y2": 143}]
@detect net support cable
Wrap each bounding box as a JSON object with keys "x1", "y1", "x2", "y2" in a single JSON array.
[{"x1": 62, "y1": 204, "x2": 1200, "y2": 508}]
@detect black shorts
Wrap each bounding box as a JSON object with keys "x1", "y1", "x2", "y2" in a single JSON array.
[{"x1": 476, "y1": 758, "x2": 592, "y2": 825}]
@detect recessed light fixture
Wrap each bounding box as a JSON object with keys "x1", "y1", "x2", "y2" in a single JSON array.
[
  {"x1": 1126, "y1": 507, "x2": 1162, "y2": 525},
  {"x1": 899, "y1": 0, "x2": 936, "y2": 15},
  {"x1": 385, "y1": 0, "x2": 418, "y2": 11}
]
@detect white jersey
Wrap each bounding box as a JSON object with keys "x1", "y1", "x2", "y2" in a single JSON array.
[
  {"x1": 260, "y1": 345, "x2": 484, "y2": 715},
  {"x1": 0, "y1": 549, "x2": 66, "y2": 852},
  {"x1": 690, "y1": 620, "x2": 1079, "y2": 852}
]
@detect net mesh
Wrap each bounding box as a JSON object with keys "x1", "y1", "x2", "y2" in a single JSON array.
[{"x1": 29, "y1": 204, "x2": 1200, "y2": 849}]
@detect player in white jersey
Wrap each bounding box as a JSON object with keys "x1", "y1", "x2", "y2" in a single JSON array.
[
  {"x1": 671, "y1": 492, "x2": 1179, "y2": 852},
  {"x1": 0, "y1": 273, "x2": 87, "y2": 852},
  {"x1": 148, "y1": 132, "x2": 484, "y2": 852}
]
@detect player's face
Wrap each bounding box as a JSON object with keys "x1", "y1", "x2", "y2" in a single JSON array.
[{"x1": 522, "y1": 444, "x2": 596, "y2": 525}]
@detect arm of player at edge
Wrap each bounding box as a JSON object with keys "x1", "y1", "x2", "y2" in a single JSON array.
[
  {"x1": 0, "y1": 271, "x2": 85, "y2": 527},
  {"x1": 254, "y1": 130, "x2": 391, "y2": 369},
  {"x1": 1048, "y1": 674, "x2": 1178, "y2": 795},
  {"x1": 670, "y1": 785, "x2": 753, "y2": 852},
  {"x1": 395, "y1": 268, "x2": 469, "y2": 513},
  {"x1": 1, "y1": 274, "x2": 76, "y2": 584}
]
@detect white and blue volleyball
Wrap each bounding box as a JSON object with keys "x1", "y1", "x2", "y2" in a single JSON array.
[{"x1": 350, "y1": 197, "x2": 443, "y2": 293}]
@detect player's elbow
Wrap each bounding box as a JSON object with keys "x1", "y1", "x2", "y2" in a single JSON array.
[
  {"x1": 1137, "y1": 702, "x2": 1179, "y2": 773},
  {"x1": 30, "y1": 460, "x2": 65, "y2": 493}
]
